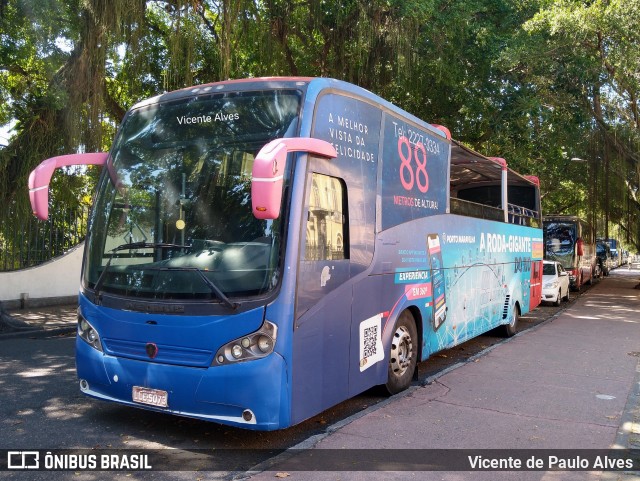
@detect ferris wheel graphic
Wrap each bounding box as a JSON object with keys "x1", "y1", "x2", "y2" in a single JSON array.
[{"x1": 434, "y1": 246, "x2": 506, "y2": 351}]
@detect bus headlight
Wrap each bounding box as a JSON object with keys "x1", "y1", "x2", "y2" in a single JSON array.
[
  {"x1": 77, "y1": 310, "x2": 103, "y2": 352},
  {"x1": 231, "y1": 344, "x2": 243, "y2": 359},
  {"x1": 214, "y1": 320, "x2": 277, "y2": 365},
  {"x1": 257, "y1": 335, "x2": 273, "y2": 353}
]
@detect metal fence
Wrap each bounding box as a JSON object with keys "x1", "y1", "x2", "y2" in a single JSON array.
[
  {"x1": 0, "y1": 207, "x2": 89, "y2": 271},
  {"x1": 450, "y1": 198, "x2": 540, "y2": 227}
]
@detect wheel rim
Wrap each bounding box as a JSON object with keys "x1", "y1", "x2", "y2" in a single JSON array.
[{"x1": 390, "y1": 325, "x2": 413, "y2": 377}]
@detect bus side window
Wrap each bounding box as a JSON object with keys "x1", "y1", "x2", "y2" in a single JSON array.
[{"x1": 305, "y1": 173, "x2": 349, "y2": 261}]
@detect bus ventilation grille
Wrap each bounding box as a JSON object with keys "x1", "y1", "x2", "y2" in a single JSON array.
[
  {"x1": 502, "y1": 295, "x2": 511, "y2": 320},
  {"x1": 103, "y1": 338, "x2": 213, "y2": 368}
]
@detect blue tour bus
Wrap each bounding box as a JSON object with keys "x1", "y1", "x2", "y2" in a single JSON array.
[{"x1": 28, "y1": 77, "x2": 543, "y2": 430}]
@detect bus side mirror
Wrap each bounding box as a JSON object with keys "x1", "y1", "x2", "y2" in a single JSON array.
[
  {"x1": 576, "y1": 238, "x2": 584, "y2": 256},
  {"x1": 251, "y1": 138, "x2": 337, "y2": 220},
  {"x1": 28, "y1": 152, "x2": 108, "y2": 220}
]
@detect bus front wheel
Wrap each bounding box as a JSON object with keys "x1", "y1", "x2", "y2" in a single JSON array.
[{"x1": 385, "y1": 310, "x2": 418, "y2": 395}]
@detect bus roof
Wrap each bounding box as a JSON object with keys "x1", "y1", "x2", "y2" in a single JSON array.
[
  {"x1": 450, "y1": 140, "x2": 537, "y2": 189},
  {"x1": 132, "y1": 77, "x2": 315, "y2": 110},
  {"x1": 127, "y1": 77, "x2": 538, "y2": 189}
]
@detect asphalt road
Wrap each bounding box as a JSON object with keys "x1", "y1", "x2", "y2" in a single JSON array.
[{"x1": 0, "y1": 281, "x2": 594, "y2": 480}]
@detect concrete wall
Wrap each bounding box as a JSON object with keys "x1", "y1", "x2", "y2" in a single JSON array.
[{"x1": 0, "y1": 243, "x2": 84, "y2": 308}]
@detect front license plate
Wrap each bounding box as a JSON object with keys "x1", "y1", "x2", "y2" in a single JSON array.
[{"x1": 132, "y1": 386, "x2": 168, "y2": 408}]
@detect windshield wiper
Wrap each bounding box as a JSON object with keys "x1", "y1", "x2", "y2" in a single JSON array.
[
  {"x1": 145, "y1": 266, "x2": 239, "y2": 310},
  {"x1": 111, "y1": 242, "x2": 191, "y2": 252},
  {"x1": 189, "y1": 268, "x2": 239, "y2": 310},
  {"x1": 93, "y1": 242, "x2": 191, "y2": 304},
  {"x1": 93, "y1": 242, "x2": 238, "y2": 310}
]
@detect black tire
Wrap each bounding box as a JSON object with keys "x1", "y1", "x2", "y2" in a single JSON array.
[
  {"x1": 384, "y1": 310, "x2": 418, "y2": 395},
  {"x1": 572, "y1": 274, "x2": 582, "y2": 292},
  {"x1": 501, "y1": 304, "x2": 519, "y2": 337},
  {"x1": 563, "y1": 288, "x2": 570, "y2": 302},
  {"x1": 554, "y1": 289, "x2": 561, "y2": 307}
]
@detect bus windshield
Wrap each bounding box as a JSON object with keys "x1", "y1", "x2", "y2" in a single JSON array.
[
  {"x1": 83, "y1": 89, "x2": 301, "y2": 302},
  {"x1": 544, "y1": 222, "x2": 576, "y2": 268}
]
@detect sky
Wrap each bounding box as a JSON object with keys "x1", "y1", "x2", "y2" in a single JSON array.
[{"x1": 0, "y1": 120, "x2": 16, "y2": 147}]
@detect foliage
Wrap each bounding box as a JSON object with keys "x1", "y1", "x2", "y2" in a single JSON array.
[
  {"x1": 1, "y1": 0, "x2": 640, "y2": 258},
  {"x1": 502, "y1": 0, "x2": 640, "y2": 245}
]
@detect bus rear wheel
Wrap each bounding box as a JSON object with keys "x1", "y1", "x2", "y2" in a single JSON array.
[
  {"x1": 385, "y1": 310, "x2": 418, "y2": 395},
  {"x1": 501, "y1": 304, "x2": 519, "y2": 337}
]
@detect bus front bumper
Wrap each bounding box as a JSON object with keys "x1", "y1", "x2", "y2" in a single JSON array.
[{"x1": 76, "y1": 337, "x2": 290, "y2": 430}]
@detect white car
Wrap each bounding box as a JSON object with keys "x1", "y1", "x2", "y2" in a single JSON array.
[{"x1": 542, "y1": 260, "x2": 571, "y2": 306}]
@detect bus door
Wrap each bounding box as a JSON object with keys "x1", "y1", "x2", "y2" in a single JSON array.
[
  {"x1": 529, "y1": 260, "x2": 542, "y2": 309},
  {"x1": 291, "y1": 164, "x2": 352, "y2": 424}
]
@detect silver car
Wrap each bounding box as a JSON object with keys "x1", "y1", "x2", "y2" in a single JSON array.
[{"x1": 542, "y1": 260, "x2": 571, "y2": 306}]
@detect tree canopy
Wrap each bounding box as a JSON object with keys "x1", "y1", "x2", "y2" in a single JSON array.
[{"x1": 1, "y1": 0, "x2": 639, "y2": 254}]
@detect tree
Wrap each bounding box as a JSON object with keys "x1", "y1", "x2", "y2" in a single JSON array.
[
  {"x1": 2, "y1": 0, "x2": 640, "y2": 262},
  {"x1": 501, "y1": 0, "x2": 640, "y2": 248}
]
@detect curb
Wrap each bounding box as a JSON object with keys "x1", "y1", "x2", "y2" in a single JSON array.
[
  {"x1": 236, "y1": 302, "x2": 572, "y2": 480},
  {"x1": 0, "y1": 326, "x2": 75, "y2": 340},
  {"x1": 600, "y1": 358, "x2": 640, "y2": 480}
]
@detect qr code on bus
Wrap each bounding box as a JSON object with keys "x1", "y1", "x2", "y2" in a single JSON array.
[
  {"x1": 363, "y1": 325, "x2": 378, "y2": 359},
  {"x1": 359, "y1": 314, "x2": 384, "y2": 372}
]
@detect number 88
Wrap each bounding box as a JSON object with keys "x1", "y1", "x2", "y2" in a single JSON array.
[{"x1": 398, "y1": 136, "x2": 429, "y2": 194}]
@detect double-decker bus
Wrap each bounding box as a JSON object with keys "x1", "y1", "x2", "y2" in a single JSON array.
[
  {"x1": 28, "y1": 77, "x2": 543, "y2": 430},
  {"x1": 543, "y1": 215, "x2": 596, "y2": 290}
]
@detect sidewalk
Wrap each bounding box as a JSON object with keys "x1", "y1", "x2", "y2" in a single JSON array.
[
  {"x1": 1, "y1": 269, "x2": 639, "y2": 479},
  {"x1": 247, "y1": 268, "x2": 640, "y2": 480},
  {"x1": 0, "y1": 303, "x2": 76, "y2": 338}
]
